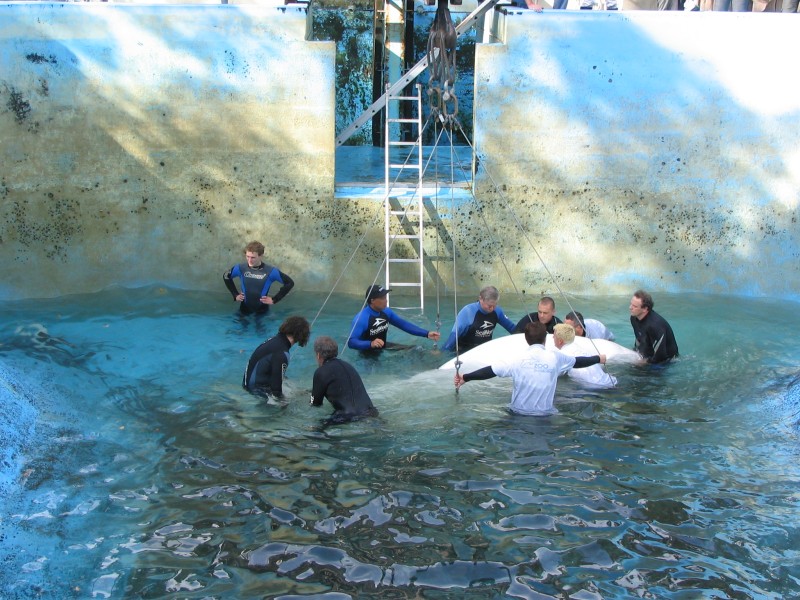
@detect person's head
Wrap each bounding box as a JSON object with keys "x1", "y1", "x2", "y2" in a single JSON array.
[
  {"x1": 564, "y1": 311, "x2": 585, "y2": 336},
  {"x1": 313, "y1": 335, "x2": 338, "y2": 363},
  {"x1": 478, "y1": 285, "x2": 500, "y2": 313},
  {"x1": 279, "y1": 315, "x2": 310, "y2": 347},
  {"x1": 365, "y1": 285, "x2": 391, "y2": 310},
  {"x1": 523, "y1": 321, "x2": 547, "y2": 346},
  {"x1": 537, "y1": 297, "x2": 556, "y2": 324},
  {"x1": 630, "y1": 290, "x2": 653, "y2": 321},
  {"x1": 244, "y1": 241, "x2": 265, "y2": 267},
  {"x1": 553, "y1": 323, "x2": 576, "y2": 349}
]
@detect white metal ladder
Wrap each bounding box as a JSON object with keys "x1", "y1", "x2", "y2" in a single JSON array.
[{"x1": 384, "y1": 84, "x2": 424, "y2": 310}]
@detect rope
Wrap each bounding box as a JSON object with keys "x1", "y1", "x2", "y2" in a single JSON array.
[
  {"x1": 314, "y1": 109, "x2": 439, "y2": 357},
  {"x1": 448, "y1": 120, "x2": 606, "y2": 362}
]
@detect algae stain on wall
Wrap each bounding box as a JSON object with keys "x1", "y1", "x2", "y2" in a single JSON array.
[{"x1": 311, "y1": 7, "x2": 374, "y2": 145}]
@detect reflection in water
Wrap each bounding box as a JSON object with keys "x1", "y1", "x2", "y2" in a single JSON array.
[{"x1": 1, "y1": 287, "x2": 799, "y2": 598}]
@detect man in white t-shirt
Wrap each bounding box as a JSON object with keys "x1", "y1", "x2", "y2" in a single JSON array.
[
  {"x1": 454, "y1": 321, "x2": 607, "y2": 416},
  {"x1": 553, "y1": 323, "x2": 617, "y2": 389}
]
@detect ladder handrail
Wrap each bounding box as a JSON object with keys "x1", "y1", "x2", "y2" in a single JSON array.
[
  {"x1": 385, "y1": 85, "x2": 425, "y2": 310},
  {"x1": 335, "y1": 0, "x2": 503, "y2": 147}
]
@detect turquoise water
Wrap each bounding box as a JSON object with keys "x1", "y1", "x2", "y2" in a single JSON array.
[{"x1": 1, "y1": 286, "x2": 799, "y2": 599}]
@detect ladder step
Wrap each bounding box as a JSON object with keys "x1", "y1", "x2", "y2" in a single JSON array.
[
  {"x1": 388, "y1": 258, "x2": 420, "y2": 263},
  {"x1": 389, "y1": 164, "x2": 420, "y2": 169},
  {"x1": 388, "y1": 141, "x2": 419, "y2": 146},
  {"x1": 388, "y1": 95, "x2": 419, "y2": 100},
  {"x1": 388, "y1": 282, "x2": 423, "y2": 287},
  {"x1": 389, "y1": 234, "x2": 422, "y2": 240},
  {"x1": 387, "y1": 118, "x2": 418, "y2": 123}
]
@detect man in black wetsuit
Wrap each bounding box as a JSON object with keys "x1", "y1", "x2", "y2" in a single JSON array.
[
  {"x1": 514, "y1": 296, "x2": 563, "y2": 334},
  {"x1": 629, "y1": 289, "x2": 678, "y2": 364},
  {"x1": 243, "y1": 316, "x2": 310, "y2": 398},
  {"x1": 223, "y1": 241, "x2": 294, "y2": 315},
  {"x1": 311, "y1": 336, "x2": 378, "y2": 423}
]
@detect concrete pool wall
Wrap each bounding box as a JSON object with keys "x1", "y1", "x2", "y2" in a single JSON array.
[{"x1": 1, "y1": 3, "x2": 799, "y2": 301}]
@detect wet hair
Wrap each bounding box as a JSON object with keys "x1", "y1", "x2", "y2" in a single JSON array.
[
  {"x1": 633, "y1": 289, "x2": 654, "y2": 311},
  {"x1": 564, "y1": 311, "x2": 585, "y2": 329},
  {"x1": 523, "y1": 321, "x2": 547, "y2": 345},
  {"x1": 538, "y1": 296, "x2": 555, "y2": 310},
  {"x1": 279, "y1": 316, "x2": 310, "y2": 347},
  {"x1": 479, "y1": 285, "x2": 500, "y2": 302},
  {"x1": 244, "y1": 241, "x2": 265, "y2": 256},
  {"x1": 313, "y1": 336, "x2": 339, "y2": 361},
  {"x1": 553, "y1": 323, "x2": 576, "y2": 344}
]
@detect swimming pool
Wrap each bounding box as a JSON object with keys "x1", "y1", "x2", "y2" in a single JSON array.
[{"x1": 2, "y1": 286, "x2": 799, "y2": 598}]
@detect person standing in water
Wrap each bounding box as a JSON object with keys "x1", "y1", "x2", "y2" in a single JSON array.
[
  {"x1": 311, "y1": 336, "x2": 378, "y2": 424},
  {"x1": 514, "y1": 296, "x2": 562, "y2": 334},
  {"x1": 564, "y1": 311, "x2": 615, "y2": 341},
  {"x1": 629, "y1": 289, "x2": 679, "y2": 364},
  {"x1": 454, "y1": 321, "x2": 606, "y2": 416},
  {"x1": 443, "y1": 285, "x2": 516, "y2": 352},
  {"x1": 347, "y1": 285, "x2": 440, "y2": 352},
  {"x1": 223, "y1": 241, "x2": 294, "y2": 315},
  {"x1": 243, "y1": 316, "x2": 310, "y2": 398},
  {"x1": 553, "y1": 323, "x2": 617, "y2": 389}
]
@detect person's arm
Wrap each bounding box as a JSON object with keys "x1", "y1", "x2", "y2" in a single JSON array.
[
  {"x1": 443, "y1": 305, "x2": 475, "y2": 350},
  {"x1": 495, "y1": 307, "x2": 516, "y2": 334},
  {"x1": 573, "y1": 355, "x2": 605, "y2": 368},
  {"x1": 310, "y1": 369, "x2": 325, "y2": 407},
  {"x1": 242, "y1": 342, "x2": 269, "y2": 389},
  {"x1": 223, "y1": 265, "x2": 241, "y2": 300},
  {"x1": 387, "y1": 309, "x2": 430, "y2": 338},
  {"x1": 347, "y1": 311, "x2": 374, "y2": 351},
  {"x1": 464, "y1": 365, "x2": 497, "y2": 381},
  {"x1": 269, "y1": 352, "x2": 287, "y2": 397},
  {"x1": 455, "y1": 365, "x2": 497, "y2": 388},
  {"x1": 645, "y1": 331, "x2": 670, "y2": 364},
  {"x1": 270, "y1": 271, "x2": 294, "y2": 304},
  {"x1": 513, "y1": 313, "x2": 535, "y2": 334}
]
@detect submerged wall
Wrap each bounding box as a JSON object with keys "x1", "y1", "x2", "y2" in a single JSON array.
[
  {"x1": 0, "y1": 3, "x2": 336, "y2": 299},
  {"x1": 471, "y1": 10, "x2": 800, "y2": 298}
]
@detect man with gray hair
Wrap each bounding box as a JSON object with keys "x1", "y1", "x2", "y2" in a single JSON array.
[
  {"x1": 311, "y1": 336, "x2": 378, "y2": 423},
  {"x1": 443, "y1": 285, "x2": 516, "y2": 352}
]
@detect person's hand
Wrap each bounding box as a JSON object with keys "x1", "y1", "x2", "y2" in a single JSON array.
[
  {"x1": 428, "y1": 331, "x2": 441, "y2": 341},
  {"x1": 260, "y1": 296, "x2": 274, "y2": 305},
  {"x1": 235, "y1": 293, "x2": 245, "y2": 302},
  {"x1": 454, "y1": 373, "x2": 465, "y2": 388},
  {"x1": 598, "y1": 354, "x2": 607, "y2": 365},
  {"x1": 524, "y1": 0, "x2": 544, "y2": 11},
  {"x1": 371, "y1": 338, "x2": 385, "y2": 349}
]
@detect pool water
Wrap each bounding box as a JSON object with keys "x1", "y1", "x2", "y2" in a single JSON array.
[{"x1": 1, "y1": 286, "x2": 799, "y2": 599}]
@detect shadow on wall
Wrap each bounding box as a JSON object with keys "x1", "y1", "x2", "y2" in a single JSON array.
[
  {"x1": 469, "y1": 12, "x2": 800, "y2": 297},
  {"x1": 0, "y1": 4, "x2": 334, "y2": 298}
]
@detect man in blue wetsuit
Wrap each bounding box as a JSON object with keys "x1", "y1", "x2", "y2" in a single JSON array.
[
  {"x1": 311, "y1": 336, "x2": 378, "y2": 424},
  {"x1": 223, "y1": 241, "x2": 294, "y2": 315},
  {"x1": 243, "y1": 315, "x2": 310, "y2": 398},
  {"x1": 629, "y1": 290, "x2": 679, "y2": 364},
  {"x1": 347, "y1": 285, "x2": 440, "y2": 352},
  {"x1": 443, "y1": 285, "x2": 516, "y2": 352}
]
